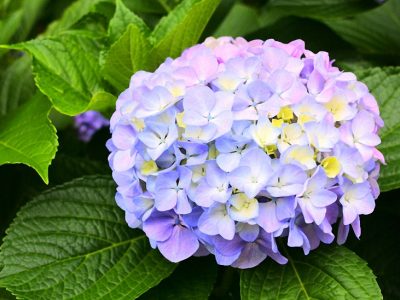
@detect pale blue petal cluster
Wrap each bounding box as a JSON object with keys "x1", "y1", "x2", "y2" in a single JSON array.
[{"x1": 108, "y1": 37, "x2": 384, "y2": 268}]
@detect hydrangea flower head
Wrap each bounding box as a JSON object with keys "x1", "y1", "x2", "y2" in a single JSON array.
[
  {"x1": 108, "y1": 37, "x2": 384, "y2": 268},
  {"x1": 74, "y1": 110, "x2": 109, "y2": 142}
]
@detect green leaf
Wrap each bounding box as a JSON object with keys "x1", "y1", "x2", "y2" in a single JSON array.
[
  {"x1": 6, "y1": 32, "x2": 107, "y2": 116},
  {"x1": 103, "y1": 24, "x2": 152, "y2": 91},
  {"x1": 0, "y1": 93, "x2": 58, "y2": 184},
  {"x1": 149, "y1": 0, "x2": 221, "y2": 68},
  {"x1": 45, "y1": 0, "x2": 113, "y2": 35},
  {"x1": 140, "y1": 256, "x2": 217, "y2": 300},
  {"x1": 122, "y1": 0, "x2": 165, "y2": 14},
  {"x1": 266, "y1": 0, "x2": 380, "y2": 18},
  {"x1": 354, "y1": 67, "x2": 400, "y2": 192},
  {"x1": 0, "y1": 176, "x2": 176, "y2": 299},
  {"x1": 0, "y1": 54, "x2": 35, "y2": 116},
  {"x1": 0, "y1": 0, "x2": 49, "y2": 45},
  {"x1": 347, "y1": 193, "x2": 400, "y2": 300},
  {"x1": 240, "y1": 246, "x2": 382, "y2": 300},
  {"x1": 108, "y1": 0, "x2": 150, "y2": 43},
  {"x1": 87, "y1": 91, "x2": 117, "y2": 112},
  {"x1": 324, "y1": 1, "x2": 400, "y2": 56},
  {"x1": 213, "y1": 2, "x2": 280, "y2": 37}
]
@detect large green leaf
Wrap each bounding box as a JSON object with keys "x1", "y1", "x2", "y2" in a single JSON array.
[
  {"x1": 213, "y1": 3, "x2": 278, "y2": 37},
  {"x1": 0, "y1": 0, "x2": 48, "y2": 45},
  {"x1": 0, "y1": 176, "x2": 175, "y2": 299},
  {"x1": 0, "y1": 93, "x2": 58, "y2": 184},
  {"x1": 140, "y1": 256, "x2": 217, "y2": 300},
  {"x1": 122, "y1": 0, "x2": 165, "y2": 14},
  {"x1": 355, "y1": 67, "x2": 400, "y2": 192},
  {"x1": 45, "y1": 0, "x2": 113, "y2": 35},
  {"x1": 5, "y1": 32, "x2": 108, "y2": 116},
  {"x1": 108, "y1": 0, "x2": 150, "y2": 43},
  {"x1": 102, "y1": 0, "x2": 152, "y2": 91},
  {"x1": 149, "y1": 0, "x2": 221, "y2": 68},
  {"x1": 103, "y1": 24, "x2": 152, "y2": 91},
  {"x1": 0, "y1": 54, "x2": 34, "y2": 116},
  {"x1": 324, "y1": 0, "x2": 400, "y2": 56},
  {"x1": 240, "y1": 246, "x2": 382, "y2": 300},
  {"x1": 266, "y1": 0, "x2": 380, "y2": 18}
]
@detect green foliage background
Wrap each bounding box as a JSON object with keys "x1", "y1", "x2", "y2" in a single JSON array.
[{"x1": 0, "y1": 0, "x2": 399, "y2": 299}]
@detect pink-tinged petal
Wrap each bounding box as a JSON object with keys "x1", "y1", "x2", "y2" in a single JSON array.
[
  {"x1": 158, "y1": 226, "x2": 199, "y2": 262},
  {"x1": 285, "y1": 57, "x2": 304, "y2": 75},
  {"x1": 192, "y1": 54, "x2": 218, "y2": 82},
  {"x1": 173, "y1": 66, "x2": 199, "y2": 86},
  {"x1": 341, "y1": 202, "x2": 358, "y2": 225},
  {"x1": 358, "y1": 133, "x2": 381, "y2": 147},
  {"x1": 281, "y1": 81, "x2": 308, "y2": 104},
  {"x1": 340, "y1": 123, "x2": 355, "y2": 146},
  {"x1": 112, "y1": 125, "x2": 136, "y2": 150},
  {"x1": 360, "y1": 93, "x2": 380, "y2": 115},
  {"x1": 315, "y1": 85, "x2": 335, "y2": 103},
  {"x1": 373, "y1": 148, "x2": 385, "y2": 164},
  {"x1": 262, "y1": 47, "x2": 288, "y2": 72},
  {"x1": 307, "y1": 70, "x2": 325, "y2": 95},
  {"x1": 356, "y1": 143, "x2": 374, "y2": 161},
  {"x1": 112, "y1": 149, "x2": 135, "y2": 172},
  {"x1": 269, "y1": 69, "x2": 294, "y2": 93},
  {"x1": 352, "y1": 110, "x2": 375, "y2": 138}
]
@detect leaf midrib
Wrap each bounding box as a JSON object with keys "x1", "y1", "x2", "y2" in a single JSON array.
[
  {"x1": 0, "y1": 235, "x2": 145, "y2": 282},
  {"x1": 283, "y1": 248, "x2": 311, "y2": 300}
]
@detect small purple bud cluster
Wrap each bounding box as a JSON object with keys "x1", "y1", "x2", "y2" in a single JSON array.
[
  {"x1": 74, "y1": 111, "x2": 109, "y2": 142},
  {"x1": 107, "y1": 37, "x2": 384, "y2": 268}
]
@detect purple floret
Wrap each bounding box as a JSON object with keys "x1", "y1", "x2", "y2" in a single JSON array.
[{"x1": 74, "y1": 111, "x2": 109, "y2": 142}]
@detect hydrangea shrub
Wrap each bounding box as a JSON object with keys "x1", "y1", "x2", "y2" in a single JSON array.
[
  {"x1": 108, "y1": 37, "x2": 384, "y2": 268},
  {"x1": 1, "y1": 0, "x2": 399, "y2": 298}
]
